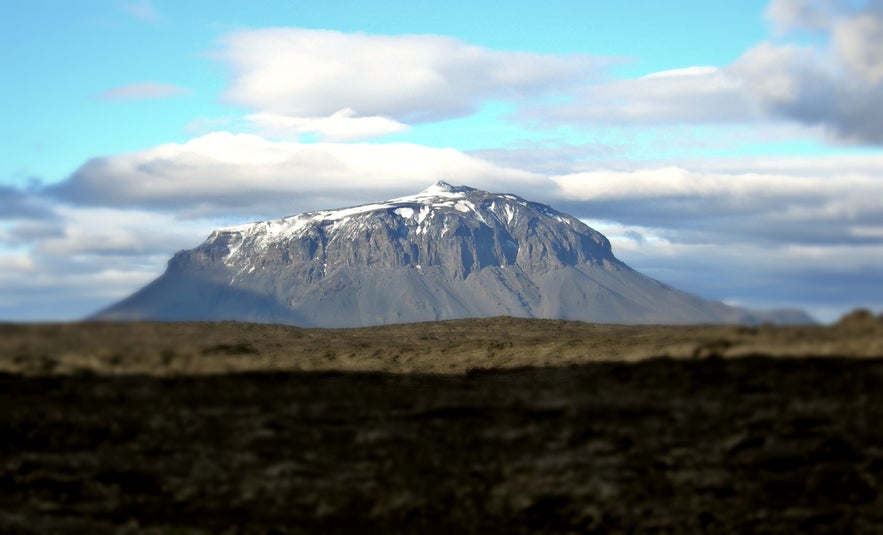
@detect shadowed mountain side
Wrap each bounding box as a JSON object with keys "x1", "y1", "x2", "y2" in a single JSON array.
[
  {"x1": 94, "y1": 182, "x2": 815, "y2": 326},
  {"x1": 96, "y1": 272, "x2": 307, "y2": 324}
]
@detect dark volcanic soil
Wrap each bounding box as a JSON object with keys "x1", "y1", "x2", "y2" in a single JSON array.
[{"x1": 2, "y1": 315, "x2": 883, "y2": 533}]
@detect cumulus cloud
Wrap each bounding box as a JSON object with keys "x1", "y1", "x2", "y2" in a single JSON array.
[
  {"x1": 193, "y1": 15, "x2": 883, "y2": 144},
  {"x1": 0, "y1": 186, "x2": 56, "y2": 220},
  {"x1": 732, "y1": 41, "x2": 883, "y2": 143},
  {"x1": 99, "y1": 82, "x2": 192, "y2": 101},
  {"x1": 551, "y1": 157, "x2": 883, "y2": 246},
  {"x1": 44, "y1": 131, "x2": 883, "y2": 253},
  {"x1": 48, "y1": 131, "x2": 543, "y2": 217},
  {"x1": 522, "y1": 1, "x2": 883, "y2": 145},
  {"x1": 215, "y1": 28, "x2": 608, "y2": 140},
  {"x1": 764, "y1": 0, "x2": 842, "y2": 33},
  {"x1": 725, "y1": 0, "x2": 883, "y2": 143}
]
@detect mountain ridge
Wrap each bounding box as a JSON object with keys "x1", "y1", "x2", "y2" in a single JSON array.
[{"x1": 95, "y1": 182, "x2": 814, "y2": 326}]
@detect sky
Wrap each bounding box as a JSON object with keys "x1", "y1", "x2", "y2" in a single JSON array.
[{"x1": 2, "y1": 0, "x2": 883, "y2": 323}]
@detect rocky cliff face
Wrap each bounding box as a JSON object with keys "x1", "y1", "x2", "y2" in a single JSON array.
[{"x1": 95, "y1": 182, "x2": 814, "y2": 326}]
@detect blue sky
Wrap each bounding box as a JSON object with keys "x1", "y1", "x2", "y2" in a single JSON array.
[{"x1": 2, "y1": 0, "x2": 883, "y2": 322}]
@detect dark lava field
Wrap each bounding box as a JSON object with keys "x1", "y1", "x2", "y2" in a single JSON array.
[{"x1": 2, "y1": 313, "x2": 883, "y2": 533}]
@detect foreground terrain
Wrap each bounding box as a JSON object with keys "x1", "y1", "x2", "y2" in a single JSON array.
[{"x1": 2, "y1": 313, "x2": 882, "y2": 533}]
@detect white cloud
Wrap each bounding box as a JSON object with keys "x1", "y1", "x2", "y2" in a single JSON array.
[
  {"x1": 550, "y1": 156, "x2": 883, "y2": 247},
  {"x1": 51, "y1": 131, "x2": 543, "y2": 217},
  {"x1": 213, "y1": 28, "x2": 608, "y2": 140},
  {"x1": 32, "y1": 207, "x2": 212, "y2": 257},
  {"x1": 642, "y1": 66, "x2": 720, "y2": 79},
  {"x1": 99, "y1": 82, "x2": 192, "y2": 101},
  {"x1": 218, "y1": 28, "x2": 605, "y2": 120},
  {"x1": 551, "y1": 164, "x2": 863, "y2": 203},
  {"x1": 246, "y1": 109, "x2": 409, "y2": 141}
]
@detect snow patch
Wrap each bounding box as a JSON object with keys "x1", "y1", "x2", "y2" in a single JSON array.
[
  {"x1": 391, "y1": 181, "x2": 473, "y2": 205},
  {"x1": 319, "y1": 203, "x2": 393, "y2": 221},
  {"x1": 215, "y1": 183, "x2": 533, "y2": 266},
  {"x1": 395, "y1": 207, "x2": 415, "y2": 219},
  {"x1": 417, "y1": 205, "x2": 431, "y2": 224}
]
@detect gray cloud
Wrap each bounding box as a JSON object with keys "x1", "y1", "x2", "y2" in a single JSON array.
[
  {"x1": 0, "y1": 221, "x2": 64, "y2": 247},
  {"x1": 733, "y1": 41, "x2": 883, "y2": 143},
  {"x1": 518, "y1": 1, "x2": 883, "y2": 145},
  {"x1": 702, "y1": 0, "x2": 883, "y2": 144},
  {"x1": 589, "y1": 219, "x2": 883, "y2": 321},
  {"x1": 0, "y1": 259, "x2": 165, "y2": 321},
  {"x1": 551, "y1": 158, "x2": 883, "y2": 247},
  {"x1": 764, "y1": 0, "x2": 843, "y2": 33},
  {"x1": 0, "y1": 186, "x2": 56, "y2": 220},
  {"x1": 0, "y1": 205, "x2": 219, "y2": 321}
]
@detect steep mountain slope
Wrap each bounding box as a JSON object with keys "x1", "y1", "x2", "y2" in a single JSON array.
[{"x1": 95, "y1": 182, "x2": 812, "y2": 326}]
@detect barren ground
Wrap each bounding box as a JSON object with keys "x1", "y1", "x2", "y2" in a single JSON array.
[{"x1": 2, "y1": 313, "x2": 883, "y2": 533}]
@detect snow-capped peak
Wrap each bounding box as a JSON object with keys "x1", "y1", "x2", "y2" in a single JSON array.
[
  {"x1": 390, "y1": 181, "x2": 479, "y2": 204},
  {"x1": 425, "y1": 180, "x2": 478, "y2": 195}
]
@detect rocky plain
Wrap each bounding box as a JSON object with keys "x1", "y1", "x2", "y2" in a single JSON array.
[{"x1": 2, "y1": 311, "x2": 883, "y2": 533}]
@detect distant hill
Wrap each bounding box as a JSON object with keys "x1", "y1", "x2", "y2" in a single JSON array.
[{"x1": 94, "y1": 182, "x2": 815, "y2": 326}]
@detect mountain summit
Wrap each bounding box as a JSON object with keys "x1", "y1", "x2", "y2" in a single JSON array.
[{"x1": 95, "y1": 182, "x2": 812, "y2": 326}]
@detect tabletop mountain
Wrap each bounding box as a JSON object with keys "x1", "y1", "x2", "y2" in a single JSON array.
[{"x1": 94, "y1": 182, "x2": 812, "y2": 326}]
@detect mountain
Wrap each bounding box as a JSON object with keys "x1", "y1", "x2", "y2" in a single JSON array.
[{"x1": 94, "y1": 182, "x2": 814, "y2": 326}]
